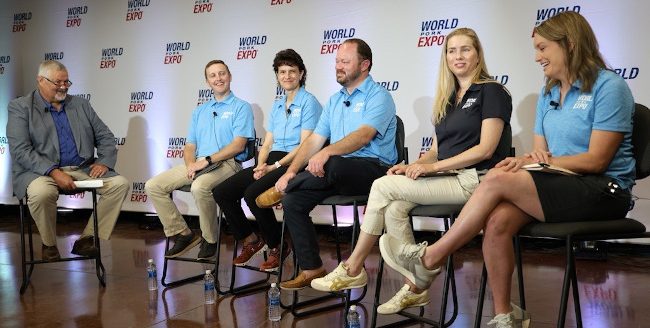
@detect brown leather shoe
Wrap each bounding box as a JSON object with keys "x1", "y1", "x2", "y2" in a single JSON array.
[
  {"x1": 279, "y1": 269, "x2": 327, "y2": 290},
  {"x1": 42, "y1": 244, "x2": 61, "y2": 261},
  {"x1": 71, "y1": 236, "x2": 98, "y2": 257},
  {"x1": 255, "y1": 187, "x2": 283, "y2": 208}
]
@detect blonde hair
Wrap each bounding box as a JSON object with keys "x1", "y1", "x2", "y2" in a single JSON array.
[
  {"x1": 432, "y1": 28, "x2": 494, "y2": 124},
  {"x1": 534, "y1": 11, "x2": 607, "y2": 94}
]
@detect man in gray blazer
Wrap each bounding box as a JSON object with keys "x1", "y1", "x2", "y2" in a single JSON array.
[{"x1": 7, "y1": 60, "x2": 129, "y2": 261}]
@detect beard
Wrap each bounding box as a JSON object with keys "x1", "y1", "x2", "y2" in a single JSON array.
[
  {"x1": 336, "y1": 68, "x2": 362, "y2": 87},
  {"x1": 54, "y1": 90, "x2": 67, "y2": 102}
]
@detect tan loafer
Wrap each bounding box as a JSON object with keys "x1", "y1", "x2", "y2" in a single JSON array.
[
  {"x1": 279, "y1": 269, "x2": 327, "y2": 290},
  {"x1": 256, "y1": 187, "x2": 283, "y2": 208}
]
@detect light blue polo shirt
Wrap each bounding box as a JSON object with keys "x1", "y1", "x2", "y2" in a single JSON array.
[
  {"x1": 534, "y1": 69, "x2": 635, "y2": 189},
  {"x1": 314, "y1": 75, "x2": 397, "y2": 166},
  {"x1": 187, "y1": 91, "x2": 254, "y2": 162},
  {"x1": 268, "y1": 87, "x2": 322, "y2": 152}
]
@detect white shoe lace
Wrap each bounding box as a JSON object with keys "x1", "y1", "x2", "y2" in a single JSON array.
[
  {"x1": 487, "y1": 313, "x2": 514, "y2": 328},
  {"x1": 398, "y1": 241, "x2": 427, "y2": 261}
]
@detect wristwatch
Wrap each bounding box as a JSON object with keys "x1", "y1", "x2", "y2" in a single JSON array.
[
  {"x1": 274, "y1": 161, "x2": 281, "y2": 169},
  {"x1": 205, "y1": 155, "x2": 213, "y2": 165}
]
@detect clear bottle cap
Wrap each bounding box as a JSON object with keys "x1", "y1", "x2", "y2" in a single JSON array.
[
  {"x1": 350, "y1": 305, "x2": 356, "y2": 311},
  {"x1": 148, "y1": 259, "x2": 153, "y2": 263},
  {"x1": 271, "y1": 283, "x2": 277, "y2": 288},
  {"x1": 205, "y1": 270, "x2": 211, "y2": 274}
]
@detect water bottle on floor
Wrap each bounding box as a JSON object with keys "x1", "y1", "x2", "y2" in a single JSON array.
[
  {"x1": 347, "y1": 305, "x2": 360, "y2": 328},
  {"x1": 204, "y1": 270, "x2": 216, "y2": 304},
  {"x1": 147, "y1": 258, "x2": 157, "y2": 291},
  {"x1": 268, "y1": 283, "x2": 281, "y2": 321}
]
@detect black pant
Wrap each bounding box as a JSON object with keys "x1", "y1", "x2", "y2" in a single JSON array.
[
  {"x1": 212, "y1": 151, "x2": 288, "y2": 248},
  {"x1": 283, "y1": 156, "x2": 388, "y2": 270}
]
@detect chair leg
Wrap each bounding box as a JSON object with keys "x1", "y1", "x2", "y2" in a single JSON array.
[
  {"x1": 90, "y1": 190, "x2": 106, "y2": 287},
  {"x1": 159, "y1": 208, "x2": 271, "y2": 293},
  {"x1": 474, "y1": 264, "x2": 488, "y2": 328},
  {"x1": 373, "y1": 216, "x2": 459, "y2": 328},
  {"x1": 331, "y1": 205, "x2": 342, "y2": 262},
  {"x1": 160, "y1": 214, "x2": 216, "y2": 288},
  {"x1": 560, "y1": 236, "x2": 583, "y2": 328},
  {"x1": 18, "y1": 190, "x2": 108, "y2": 294},
  {"x1": 370, "y1": 256, "x2": 384, "y2": 328},
  {"x1": 514, "y1": 236, "x2": 525, "y2": 309},
  {"x1": 216, "y1": 212, "x2": 271, "y2": 296},
  {"x1": 19, "y1": 198, "x2": 32, "y2": 294},
  {"x1": 282, "y1": 203, "x2": 367, "y2": 318}
]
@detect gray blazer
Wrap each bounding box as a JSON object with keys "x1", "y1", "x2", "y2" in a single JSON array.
[{"x1": 7, "y1": 90, "x2": 119, "y2": 199}]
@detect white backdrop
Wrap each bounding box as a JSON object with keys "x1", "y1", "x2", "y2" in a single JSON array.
[{"x1": 1, "y1": 0, "x2": 648, "y2": 238}]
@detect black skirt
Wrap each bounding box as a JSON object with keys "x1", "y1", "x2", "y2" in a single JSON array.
[{"x1": 529, "y1": 172, "x2": 631, "y2": 222}]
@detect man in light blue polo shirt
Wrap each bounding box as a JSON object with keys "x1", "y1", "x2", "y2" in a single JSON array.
[
  {"x1": 145, "y1": 60, "x2": 254, "y2": 260},
  {"x1": 275, "y1": 38, "x2": 397, "y2": 290}
]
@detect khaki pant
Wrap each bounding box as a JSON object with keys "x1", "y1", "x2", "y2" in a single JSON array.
[
  {"x1": 360, "y1": 169, "x2": 480, "y2": 243},
  {"x1": 26, "y1": 168, "x2": 129, "y2": 246},
  {"x1": 144, "y1": 159, "x2": 240, "y2": 243}
]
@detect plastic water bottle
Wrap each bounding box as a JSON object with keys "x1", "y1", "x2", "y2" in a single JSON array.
[
  {"x1": 268, "y1": 282, "x2": 281, "y2": 321},
  {"x1": 347, "y1": 305, "x2": 360, "y2": 328},
  {"x1": 204, "y1": 270, "x2": 216, "y2": 304},
  {"x1": 147, "y1": 259, "x2": 157, "y2": 291}
]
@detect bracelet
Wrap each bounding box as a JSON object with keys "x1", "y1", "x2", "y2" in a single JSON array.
[{"x1": 274, "y1": 161, "x2": 281, "y2": 169}]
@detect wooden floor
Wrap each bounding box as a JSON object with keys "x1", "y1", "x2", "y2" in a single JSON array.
[{"x1": 2, "y1": 205, "x2": 650, "y2": 328}]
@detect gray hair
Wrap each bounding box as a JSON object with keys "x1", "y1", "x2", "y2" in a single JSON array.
[{"x1": 38, "y1": 60, "x2": 67, "y2": 77}]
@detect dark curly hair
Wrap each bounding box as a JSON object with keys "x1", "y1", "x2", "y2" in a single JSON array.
[{"x1": 272, "y1": 49, "x2": 307, "y2": 87}]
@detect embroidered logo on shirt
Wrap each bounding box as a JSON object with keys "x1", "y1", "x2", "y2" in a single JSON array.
[
  {"x1": 221, "y1": 111, "x2": 233, "y2": 119},
  {"x1": 462, "y1": 97, "x2": 477, "y2": 109},
  {"x1": 353, "y1": 102, "x2": 364, "y2": 113},
  {"x1": 291, "y1": 107, "x2": 301, "y2": 117},
  {"x1": 573, "y1": 95, "x2": 592, "y2": 110}
]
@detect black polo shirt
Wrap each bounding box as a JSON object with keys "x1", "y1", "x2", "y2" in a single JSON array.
[{"x1": 435, "y1": 82, "x2": 512, "y2": 170}]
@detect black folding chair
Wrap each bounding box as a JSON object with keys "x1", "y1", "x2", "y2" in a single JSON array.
[
  {"x1": 160, "y1": 136, "x2": 270, "y2": 295},
  {"x1": 279, "y1": 116, "x2": 407, "y2": 319},
  {"x1": 18, "y1": 186, "x2": 106, "y2": 294},
  {"x1": 475, "y1": 103, "x2": 650, "y2": 328}
]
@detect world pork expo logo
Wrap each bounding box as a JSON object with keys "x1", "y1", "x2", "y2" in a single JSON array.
[
  {"x1": 12, "y1": 11, "x2": 31, "y2": 32},
  {"x1": 417, "y1": 18, "x2": 458, "y2": 47},
  {"x1": 126, "y1": 0, "x2": 150, "y2": 21},
  {"x1": 66, "y1": 5, "x2": 88, "y2": 27},
  {"x1": 320, "y1": 27, "x2": 355, "y2": 54}
]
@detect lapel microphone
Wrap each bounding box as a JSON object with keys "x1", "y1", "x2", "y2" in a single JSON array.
[
  {"x1": 343, "y1": 100, "x2": 351, "y2": 107},
  {"x1": 550, "y1": 101, "x2": 559, "y2": 109},
  {"x1": 213, "y1": 111, "x2": 217, "y2": 117}
]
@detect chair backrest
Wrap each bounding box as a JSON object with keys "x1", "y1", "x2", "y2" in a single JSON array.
[
  {"x1": 395, "y1": 115, "x2": 407, "y2": 164},
  {"x1": 494, "y1": 123, "x2": 513, "y2": 159},
  {"x1": 633, "y1": 103, "x2": 650, "y2": 179},
  {"x1": 238, "y1": 129, "x2": 257, "y2": 164}
]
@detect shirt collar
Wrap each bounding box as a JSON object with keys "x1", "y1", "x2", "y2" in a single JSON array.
[
  {"x1": 339, "y1": 75, "x2": 375, "y2": 97},
  {"x1": 213, "y1": 91, "x2": 235, "y2": 106}
]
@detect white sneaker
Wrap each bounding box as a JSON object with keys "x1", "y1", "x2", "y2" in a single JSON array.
[
  {"x1": 379, "y1": 234, "x2": 441, "y2": 289},
  {"x1": 311, "y1": 262, "x2": 368, "y2": 292},
  {"x1": 377, "y1": 284, "x2": 430, "y2": 315},
  {"x1": 488, "y1": 303, "x2": 531, "y2": 328}
]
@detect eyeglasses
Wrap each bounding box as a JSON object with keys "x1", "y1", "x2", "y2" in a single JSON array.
[{"x1": 41, "y1": 76, "x2": 72, "y2": 87}]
